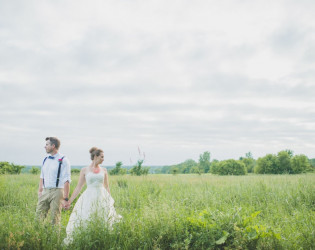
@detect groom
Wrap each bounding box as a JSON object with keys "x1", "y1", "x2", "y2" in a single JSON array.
[{"x1": 36, "y1": 137, "x2": 71, "y2": 225}]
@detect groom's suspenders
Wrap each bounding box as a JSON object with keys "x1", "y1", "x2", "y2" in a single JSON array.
[
  {"x1": 42, "y1": 156, "x2": 65, "y2": 188},
  {"x1": 42, "y1": 157, "x2": 48, "y2": 188},
  {"x1": 56, "y1": 156, "x2": 65, "y2": 187}
]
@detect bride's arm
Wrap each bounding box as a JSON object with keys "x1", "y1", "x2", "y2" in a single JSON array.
[
  {"x1": 103, "y1": 168, "x2": 110, "y2": 194},
  {"x1": 68, "y1": 168, "x2": 86, "y2": 205}
]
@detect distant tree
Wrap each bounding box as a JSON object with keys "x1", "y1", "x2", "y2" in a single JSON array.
[
  {"x1": 154, "y1": 169, "x2": 162, "y2": 174},
  {"x1": 71, "y1": 168, "x2": 81, "y2": 174},
  {"x1": 160, "y1": 165, "x2": 172, "y2": 174},
  {"x1": 199, "y1": 151, "x2": 211, "y2": 173},
  {"x1": 255, "y1": 150, "x2": 310, "y2": 174},
  {"x1": 11, "y1": 164, "x2": 25, "y2": 174},
  {"x1": 0, "y1": 162, "x2": 11, "y2": 174},
  {"x1": 210, "y1": 159, "x2": 219, "y2": 174},
  {"x1": 291, "y1": 155, "x2": 310, "y2": 174},
  {"x1": 190, "y1": 165, "x2": 202, "y2": 175},
  {"x1": 255, "y1": 154, "x2": 278, "y2": 174},
  {"x1": 0, "y1": 162, "x2": 25, "y2": 174},
  {"x1": 178, "y1": 159, "x2": 197, "y2": 173},
  {"x1": 171, "y1": 166, "x2": 179, "y2": 175},
  {"x1": 141, "y1": 167, "x2": 150, "y2": 175},
  {"x1": 130, "y1": 160, "x2": 143, "y2": 176},
  {"x1": 211, "y1": 159, "x2": 246, "y2": 175},
  {"x1": 285, "y1": 149, "x2": 294, "y2": 158},
  {"x1": 119, "y1": 168, "x2": 127, "y2": 175},
  {"x1": 241, "y1": 158, "x2": 255, "y2": 173},
  {"x1": 309, "y1": 158, "x2": 315, "y2": 172},
  {"x1": 245, "y1": 152, "x2": 253, "y2": 159},
  {"x1": 110, "y1": 161, "x2": 126, "y2": 175},
  {"x1": 277, "y1": 151, "x2": 292, "y2": 174},
  {"x1": 157, "y1": 159, "x2": 197, "y2": 174},
  {"x1": 30, "y1": 167, "x2": 40, "y2": 175},
  {"x1": 240, "y1": 152, "x2": 256, "y2": 173},
  {"x1": 130, "y1": 160, "x2": 150, "y2": 176},
  {"x1": 182, "y1": 164, "x2": 191, "y2": 174}
]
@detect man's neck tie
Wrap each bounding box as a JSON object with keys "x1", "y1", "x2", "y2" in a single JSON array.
[{"x1": 48, "y1": 156, "x2": 55, "y2": 159}]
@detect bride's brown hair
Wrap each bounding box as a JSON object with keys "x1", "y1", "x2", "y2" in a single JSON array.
[{"x1": 89, "y1": 147, "x2": 104, "y2": 160}]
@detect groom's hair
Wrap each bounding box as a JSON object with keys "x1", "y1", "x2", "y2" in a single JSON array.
[{"x1": 46, "y1": 137, "x2": 61, "y2": 150}]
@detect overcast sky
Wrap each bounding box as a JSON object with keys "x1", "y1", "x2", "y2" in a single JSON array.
[{"x1": 1, "y1": 0, "x2": 315, "y2": 166}]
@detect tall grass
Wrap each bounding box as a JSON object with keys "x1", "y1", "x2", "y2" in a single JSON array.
[{"x1": 0, "y1": 174, "x2": 314, "y2": 249}]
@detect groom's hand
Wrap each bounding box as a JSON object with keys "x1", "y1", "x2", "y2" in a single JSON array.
[
  {"x1": 62, "y1": 200, "x2": 70, "y2": 210},
  {"x1": 65, "y1": 202, "x2": 71, "y2": 210},
  {"x1": 38, "y1": 191, "x2": 42, "y2": 198},
  {"x1": 61, "y1": 200, "x2": 67, "y2": 209}
]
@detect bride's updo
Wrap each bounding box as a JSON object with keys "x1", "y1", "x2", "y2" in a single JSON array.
[{"x1": 89, "y1": 147, "x2": 104, "y2": 160}]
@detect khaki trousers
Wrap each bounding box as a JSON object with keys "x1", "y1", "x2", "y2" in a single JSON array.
[{"x1": 36, "y1": 188, "x2": 64, "y2": 225}]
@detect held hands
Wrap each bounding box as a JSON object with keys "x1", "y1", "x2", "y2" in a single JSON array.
[
  {"x1": 62, "y1": 199, "x2": 71, "y2": 210},
  {"x1": 65, "y1": 201, "x2": 71, "y2": 210}
]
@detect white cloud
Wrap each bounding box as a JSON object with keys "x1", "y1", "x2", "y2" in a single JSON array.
[{"x1": 1, "y1": 0, "x2": 315, "y2": 165}]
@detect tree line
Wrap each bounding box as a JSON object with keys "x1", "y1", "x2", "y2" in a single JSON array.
[
  {"x1": 1, "y1": 150, "x2": 314, "y2": 176},
  {"x1": 155, "y1": 150, "x2": 315, "y2": 175},
  {"x1": 109, "y1": 160, "x2": 149, "y2": 176}
]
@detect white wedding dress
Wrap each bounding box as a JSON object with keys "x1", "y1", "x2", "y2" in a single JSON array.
[{"x1": 64, "y1": 171, "x2": 122, "y2": 244}]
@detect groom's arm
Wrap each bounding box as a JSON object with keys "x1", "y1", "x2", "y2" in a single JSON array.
[
  {"x1": 62, "y1": 181, "x2": 70, "y2": 209},
  {"x1": 61, "y1": 157, "x2": 71, "y2": 200},
  {"x1": 64, "y1": 181, "x2": 70, "y2": 199},
  {"x1": 61, "y1": 158, "x2": 71, "y2": 209}
]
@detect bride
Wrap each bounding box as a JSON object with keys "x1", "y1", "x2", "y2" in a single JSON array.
[{"x1": 64, "y1": 147, "x2": 122, "y2": 244}]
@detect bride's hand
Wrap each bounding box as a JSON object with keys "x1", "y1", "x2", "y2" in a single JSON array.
[
  {"x1": 62, "y1": 200, "x2": 69, "y2": 209},
  {"x1": 65, "y1": 201, "x2": 71, "y2": 210}
]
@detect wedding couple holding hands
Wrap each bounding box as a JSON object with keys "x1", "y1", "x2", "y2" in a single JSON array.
[{"x1": 35, "y1": 137, "x2": 121, "y2": 243}]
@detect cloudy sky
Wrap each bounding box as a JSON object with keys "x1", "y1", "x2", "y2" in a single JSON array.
[{"x1": 1, "y1": 0, "x2": 315, "y2": 166}]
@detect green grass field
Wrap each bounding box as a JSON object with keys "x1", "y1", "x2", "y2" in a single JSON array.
[{"x1": 0, "y1": 173, "x2": 314, "y2": 249}]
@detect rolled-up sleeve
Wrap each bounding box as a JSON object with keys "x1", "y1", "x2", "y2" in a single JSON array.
[{"x1": 62, "y1": 157, "x2": 71, "y2": 184}]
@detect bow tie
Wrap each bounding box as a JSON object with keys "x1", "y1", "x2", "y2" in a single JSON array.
[{"x1": 48, "y1": 156, "x2": 55, "y2": 159}]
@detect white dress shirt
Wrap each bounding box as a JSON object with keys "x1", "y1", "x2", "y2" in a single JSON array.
[{"x1": 40, "y1": 152, "x2": 71, "y2": 188}]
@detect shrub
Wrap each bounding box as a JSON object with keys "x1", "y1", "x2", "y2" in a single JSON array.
[
  {"x1": 255, "y1": 154, "x2": 278, "y2": 174},
  {"x1": 71, "y1": 168, "x2": 81, "y2": 174},
  {"x1": 0, "y1": 162, "x2": 24, "y2": 174},
  {"x1": 190, "y1": 165, "x2": 202, "y2": 175},
  {"x1": 276, "y1": 151, "x2": 292, "y2": 174},
  {"x1": 171, "y1": 167, "x2": 179, "y2": 175},
  {"x1": 256, "y1": 151, "x2": 311, "y2": 174},
  {"x1": 130, "y1": 160, "x2": 150, "y2": 176},
  {"x1": 110, "y1": 162, "x2": 127, "y2": 175},
  {"x1": 0, "y1": 162, "x2": 11, "y2": 174},
  {"x1": 30, "y1": 167, "x2": 40, "y2": 175},
  {"x1": 239, "y1": 153, "x2": 256, "y2": 173},
  {"x1": 291, "y1": 155, "x2": 310, "y2": 174},
  {"x1": 199, "y1": 151, "x2": 211, "y2": 173},
  {"x1": 211, "y1": 159, "x2": 246, "y2": 175},
  {"x1": 10, "y1": 164, "x2": 25, "y2": 174}
]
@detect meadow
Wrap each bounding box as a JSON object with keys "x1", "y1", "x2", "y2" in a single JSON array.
[{"x1": 0, "y1": 173, "x2": 314, "y2": 249}]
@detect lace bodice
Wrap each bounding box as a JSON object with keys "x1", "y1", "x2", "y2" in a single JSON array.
[{"x1": 85, "y1": 171, "x2": 104, "y2": 188}]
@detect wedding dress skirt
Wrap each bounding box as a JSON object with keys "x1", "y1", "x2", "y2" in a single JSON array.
[{"x1": 64, "y1": 171, "x2": 122, "y2": 244}]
